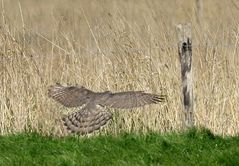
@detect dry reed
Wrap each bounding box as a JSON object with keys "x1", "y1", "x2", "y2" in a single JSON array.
[{"x1": 0, "y1": 0, "x2": 238, "y2": 136}]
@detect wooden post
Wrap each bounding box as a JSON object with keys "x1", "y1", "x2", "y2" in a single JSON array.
[{"x1": 176, "y1": 23, "x2": 194, "y2": 127}]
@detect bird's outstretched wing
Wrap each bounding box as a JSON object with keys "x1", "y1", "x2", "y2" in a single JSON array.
[
  {"x1": 99, "y1": 91, "x2": 166, "y2": 109},
  {"x1": 48, "y1": 83, "x2": 94, "y2": 107},
  {"x1": 62, "y1": 107, "x2": 112, "y2": 134}
]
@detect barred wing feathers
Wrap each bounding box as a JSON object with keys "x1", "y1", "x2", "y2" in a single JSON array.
[
  {"x1": 48, "y1": 84, "x2": 94, "y2": 107},
  {"x1": 100, "y1": 91, "x2": 166, "y2": 109}
]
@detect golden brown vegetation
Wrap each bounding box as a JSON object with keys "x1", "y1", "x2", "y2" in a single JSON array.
[{"x1": 0, "y1": 0, "x2": 239, "y2": 136}]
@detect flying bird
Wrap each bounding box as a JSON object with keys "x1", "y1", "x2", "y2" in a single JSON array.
[{"x1": 48, "y1": 83, "x2": 166, "y2": 135}]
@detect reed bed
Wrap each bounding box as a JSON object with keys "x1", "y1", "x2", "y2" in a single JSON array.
[{"x1": 0, "y1": 0, "x2": 238, "y2": 136}]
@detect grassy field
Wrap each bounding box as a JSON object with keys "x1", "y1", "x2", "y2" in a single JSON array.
[
  {"x1": 0, "y1": 128, "x2": 238, "y2": 165},
  {"x1": 0, "y1": 0, "x2": 239, "y2": 136}
]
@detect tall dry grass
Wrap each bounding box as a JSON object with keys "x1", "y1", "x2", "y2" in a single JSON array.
[{"x1": 0, "y1": 0, "x2": 239, "y2": 136}]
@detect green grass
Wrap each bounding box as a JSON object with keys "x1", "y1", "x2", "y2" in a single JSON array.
[{"x1": 0, "y1": 128, "x2": 238, "y2": 166}]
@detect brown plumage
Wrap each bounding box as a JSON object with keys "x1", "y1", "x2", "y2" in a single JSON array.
[{"x1": 48, "y1": 83, "x2": 166, "y2": 135}]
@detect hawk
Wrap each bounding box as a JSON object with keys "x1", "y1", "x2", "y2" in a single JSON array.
[{"x1": 48, "y1": 83, "x2": 166, "y2": 135}]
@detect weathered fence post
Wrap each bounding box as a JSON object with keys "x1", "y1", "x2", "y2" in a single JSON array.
[{"x1": 176, "y1": 23, "x2": 194, "y2": 127}]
